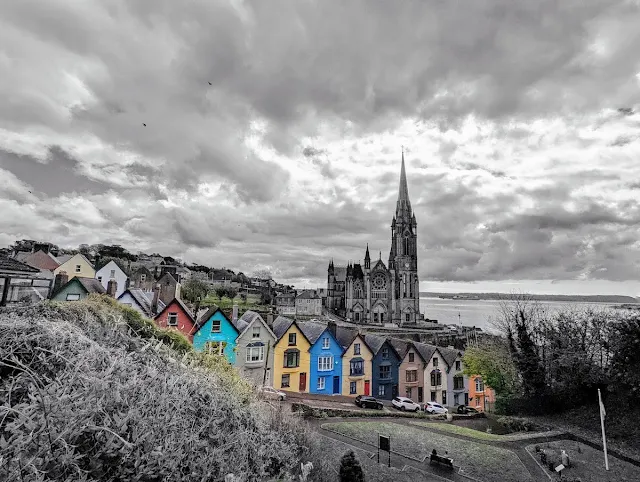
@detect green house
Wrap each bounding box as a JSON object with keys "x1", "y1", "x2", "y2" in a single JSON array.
[{"x1": 50, "y1": 277, "x2": 106, "y2": 301}]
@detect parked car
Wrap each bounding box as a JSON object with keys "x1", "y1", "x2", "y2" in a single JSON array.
[
  {"x1": 456, "y1": 405, "x2": 479, "y2": 414},
  {"x1": 258, "y1": 386, "x2": 286, "y2": 401},
  {"x1": 391, "y1": 396, "x2": 421, "y2": 412},
  {"x1": 355, "y1": 395, "x2": 384, "y2": 410},
  {"x1": 424, "y1": 402, "x2": 449, "y2": 414}
]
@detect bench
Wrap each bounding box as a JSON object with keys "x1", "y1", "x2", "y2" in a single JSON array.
[{"x1": 429, "y1": 453, "x2": 454, "y2": 469}]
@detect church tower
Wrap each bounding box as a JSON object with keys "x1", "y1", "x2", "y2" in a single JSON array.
[{"x1": 390, "y1": 151, "x2": 420, "y2": 324}]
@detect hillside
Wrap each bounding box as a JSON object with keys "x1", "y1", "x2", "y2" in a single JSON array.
[
  {"x1": 420, "y1": 291, "x2": 639, "y2": 303},
  {"x1": 0, "y1": 297, "x2": 324, "y2": 481}
]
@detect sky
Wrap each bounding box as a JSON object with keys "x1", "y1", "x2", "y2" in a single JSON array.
[{"x1": 2, "y1": 1, "x2": 640, "y2": 296}]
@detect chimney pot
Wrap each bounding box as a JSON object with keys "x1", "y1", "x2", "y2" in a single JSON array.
[
  {"x1": 106, "y1": 279, "x2": 118, "y2": 298},
  {"x1": 232, "y1": 303, "x2": 239, "y2": 323},
  {"x1": 151, "y1": 284, "x2": 160, "y2": 315}
]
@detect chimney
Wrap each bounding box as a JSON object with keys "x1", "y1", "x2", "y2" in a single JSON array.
[
  {"x1": 52, "y1": 271, "x2": 69, "y2": 296},
  {"x1": 106, "y1": 279, "x2": 118, "y2": 298},
  {"x1": 194, "y1": 297, "x2": 201, "y2": 320},
  {"x1": 266, "y1": 313, "x2": 274, "y2": 326},
  {"x1": 151, "y1": 284, "x2": 160, "y2": 315},
  {"x1": 232, "y1": 303, "x2": 239, "y2": 323},
  {"x1": 328, "y1": 320, "x2": 337, "y2": 338}
]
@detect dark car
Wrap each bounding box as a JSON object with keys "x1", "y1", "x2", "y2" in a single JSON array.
[
  {"x1": 456, "y1": 405, "x2": 480, "y2": 414},
  {"x1": 355, "y1": 395, "x2": 384, "y2": 410}
]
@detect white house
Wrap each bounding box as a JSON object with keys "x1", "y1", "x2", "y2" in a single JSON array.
[{"x1": 96, "y1": 261, "x2": 128, "y2": 298}]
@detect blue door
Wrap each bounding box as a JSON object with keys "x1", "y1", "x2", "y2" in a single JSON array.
[{"x1": 333, "y1": 376, "x2": 340, "y2": 394}]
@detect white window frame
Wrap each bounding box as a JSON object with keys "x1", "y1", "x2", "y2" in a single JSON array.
[
  {"x1": 433, "y1": 357, "x2": 439, "y2": 367},
  {"x1": 211, "y1": 319, "x2": 221, "y2": 333},
  {"x1": 475, "y1": 378, "x2": 484, "y2": 392},
  {"x1": 140, "y1": 274, "x2": 146, "y2": 282},
  {"x1": 252, "y1": 326, "x2": 261, "y2": 338},
  {"x1": 317, "y1": 377, "x2": 325, "y2": 390},
  {"x1": 66, "y1": 294, "x2": 80, "y2": 301},
  {"x1": 318, "y1": 356, "x2": 333, "y2": 372},
  {"x1": 110, "y1": 269, "x2": 115, "y2": 278},
  {"x1": 378, "y1": 384, "x2": 385, "y2": 396},
  {"x1": 167, "y1": 312, "x2": 178, "y2": 326},
  {"x1": 246, "y1": 345, "x2": 264, "y2": 363},
  {"x1": 322, "y1": 337, "x2": 330, "y2": 349},
  {"x1": 75, "y1": 264, "x2": 81, "y2": 273},
  {"x1": 354, "y1": 343, "x2": 361, "y2": 355}
]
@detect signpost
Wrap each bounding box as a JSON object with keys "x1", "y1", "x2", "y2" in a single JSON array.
[
  {"x1": 555, "y1": 464, "x2": 565, "y2": 479},
  {"x1": 378, "y1": 435, "x2": 391, "y2": 467}
]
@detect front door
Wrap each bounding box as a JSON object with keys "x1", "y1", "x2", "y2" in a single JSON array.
[
  {"x1": 392, "y1": 385, "x2": 398, "y2": 397},
  {"x1": 299, "y1": 372, "x2": 307, "y2": 392},
  {"x1": 418, "y1": 387, "x2": 423, "y2": 403},
  {"x1": 333, "y1": 376, "x2": 340, "y2": 394},
  {"x1": 364, "y1": 380, "x2": 370, "y2": 396},
  {"x1": 464, "y1": 393, "x2": 469, "y2": 405}
]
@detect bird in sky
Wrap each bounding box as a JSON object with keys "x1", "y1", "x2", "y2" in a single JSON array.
[{"x1": 143, "y1": 123, "x2": 146, "y2": 126}]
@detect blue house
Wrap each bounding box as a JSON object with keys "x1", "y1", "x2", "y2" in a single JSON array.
[
  {"x1": 364, "y1": 334, "x2": 401, "y2": 400},
  {"x1": 300, "y1": 321, "x2": 343, "y2": 395},
  {"x1": 192, "y1": 306, "x2": 239, "y2": 364}
]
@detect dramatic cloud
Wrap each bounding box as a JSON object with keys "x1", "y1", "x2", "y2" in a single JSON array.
[{"x1": 2, "y1": 0, "x2": 640, "y2": 294}]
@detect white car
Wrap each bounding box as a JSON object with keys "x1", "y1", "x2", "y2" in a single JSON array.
[
  {"x1": 391, "y1": 396, "x2": 421, "y2": 412},
  {"x1": 424, "y1": 401, "x2": 448, "y2": 414},
  {"x1": 258, "y1": 386, "x2": 286, "y2": 401}
]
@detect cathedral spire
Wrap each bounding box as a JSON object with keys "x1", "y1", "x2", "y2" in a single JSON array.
[{"x1": 396, "y1": 149, "x2": 411, "y2": 216}]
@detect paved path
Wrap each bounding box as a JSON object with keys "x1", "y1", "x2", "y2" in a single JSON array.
[{"x1": 310, "y1": 416, "x2": 561, "y2": 482}]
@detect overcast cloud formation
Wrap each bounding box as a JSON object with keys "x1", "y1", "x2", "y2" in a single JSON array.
[{"x1": 2, "y1": 0, "x2": 640, "y2": 294}]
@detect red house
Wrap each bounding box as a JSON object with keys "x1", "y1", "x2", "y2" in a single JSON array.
[{"x1": 154, "y1": 298, "x2": 197, "y2": 342}]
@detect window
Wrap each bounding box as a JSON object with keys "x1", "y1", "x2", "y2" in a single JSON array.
[
  {"x1": 382, "y1": 347, "x2": 389, "y2": 359},
  {"x1": 246, "y1": 345, "x2": 264, "y2": 363},
  {"x1": 454, "y1": 376, "x2": 464, "y2": 390},
  {"x1": 406, "y1": 387, "x2": 412, "y2": 398},
  {"x1": 281, "y1": 374, "x2": 290, "y2": 388},
  {"x1": 476, "y1": 396, "x2": 481, "y2": 407},
  {"x1": 408, "y1": 352, "x2": 415, "y2": 362},
  {"x1": 284, "y1": 349, "x2": 300, "y2": 368},
  {"x1": 66, "y1": 294, "x2": 80, "y2": 301},
  {"x1": 378, "y1": 385, "x2": 385, "y2": 397},
  {"x1": 167, "y1": 313, "x2": 178, "y2": 326},
  {"x1": 110, "y1": 270, "x2": 115, "y2": 278},
  {"x1": 350, "y1": 381, "x2": 357, "y2": 394},
  {"x1": 354, "y1": 312, "x2": 360, "y2": 322},
  {"x1": 317, "y1": 377, "x2": 325, "y2": 390},
  {"x1": 373, "y1": 312, "x2": 379, "y2": 322},
  {"x1": 288, "y1": 333, "x2": 296, "y2": 346},
  {"x1": 430, "y1": 370, "x2": 442, "y2": 387},
  {"x1": 475, "y1": 378, "x2": 484, "y2": 392},
  {"x1": 354, "y1": 343, "x2": 361, "y2": 355},
  {"x1": 97, "y1": 276, "x2": 102, "y2": 283},
  {"x1": 211, "y1": 319, "x2": 221, "y2": 333},
  {"x1": 318, "y1": 356, "x2": 333, "y2": 371},
  {"x1": 405, "y1": 313, "x2": 410, "y2": 322},
  {"x1": 406, "y1": 370, "x2": 417, "y2": 383},
  {"x1": 350, "y1": 360, "x2": 364, "y2": 376},
  {"x1": 322, "y1": 337, "x2": 330, "y2": 349},
  {"x1": 442, "y1": 391, "x2": 447, "y2": 405},
  {"x1": 75, "y1": 265, "x2": 81, "y2": 273},
  {"x1": 431, "y1": 391, "x2": 436, "y2": 402},
  {"x1": 433, "y1": 357, "x2": 438, "y2": 367},
  {"x1": 208, "y1": 342, "x2": 227, "y2": 355},
  {"x1": 140, "y1": 274, "x2": 146, "y2": 282},
  {"x1": 252, "y1": 326, "x2": 261, "y2": 338},
  {"x1": 456, "y1": 360, "x2": 461, "y2": 371},
  {"x1": 379, "y1": 366, "x2": 390, "y2": 379}
]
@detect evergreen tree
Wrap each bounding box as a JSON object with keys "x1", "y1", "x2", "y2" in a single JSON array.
[{"x1": 339, "y1": 450, "x2": 365, "y2": 482}]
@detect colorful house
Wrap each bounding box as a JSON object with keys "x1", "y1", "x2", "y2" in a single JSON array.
[
  {"x1": 154, "y1": 298, "x2": 197, "y2": 342},
  {"x1": 336, "y1": 328, "x2": 373, "y2": 397},
  {"x1": 300, "y1": 321, "x2": 343, "y2": 395},
  {"x1": 389, "y1": 339, "x2": 427, "y2": 403},
  {"x1": 414, "y1": 343, "x2": 445, "y2": 405},
  {"x1": 469, "y1": 375, "x2": 495, "y2": 412},
  {"x1": 22, "y1": 250, "x2": 60, "y2": 279},
  {"x1": 117, "y1": 288, "x2": 165, "y2": 318},
  {"x1": 54, "y1": 253, "x2": 95, "y2": 281},
  {"x1": 50, "y1": 277, "x2": 106, "y2": 301},
  {"x1": 96, "y1": 261, "x2": 128, "y2": 298},
  {"x1": 364, "y1": 334, "x2": 401, "y2": 400},
  {"x1": 233, "y1": 310, "x2": 277, "y2": 387},
  {"x1": 440, "y1": 347, "x2": 469, "y2": 407},
  {"x1": 272, "y1": 316, "x2": 312, "y2": 393},
  {"x1": 192, "y1": 306, "x2": 240, "y2": 364}
]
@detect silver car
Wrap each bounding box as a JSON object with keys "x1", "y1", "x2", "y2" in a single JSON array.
[
  {"x1": 391, "y1": 396, "x2": 421, "y2": 412},
  {"x1": 424, "y1": 401, "x2": 448, "y2": 414},
  {"x1": 258, "y1": 386, "x2": 286, "y2": 401}
]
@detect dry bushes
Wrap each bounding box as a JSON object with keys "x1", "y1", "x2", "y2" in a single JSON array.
[{"x1": 0, "y1": 297, "x2": 316, "y2": 481}]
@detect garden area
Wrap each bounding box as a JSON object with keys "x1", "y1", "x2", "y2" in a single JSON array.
[
  {"x1": 321, "y1": 421, "x2": 534, "y2": 482},
  {"x1": 526, "y1": 440, "x2": 640, "y2": 482}
]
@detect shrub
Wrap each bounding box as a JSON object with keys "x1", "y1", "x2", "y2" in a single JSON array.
[{"x1": 339, "y1": 450, "x2": 365, "y2": 482}]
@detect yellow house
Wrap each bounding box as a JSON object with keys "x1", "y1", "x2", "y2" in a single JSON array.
[
  {"x1": 54, "y1": 253, "x2": 95, "y2": 280},
  {"x1": 272, "y1": 317, "x2": 311, "y2": 393},
  {"x1": 341, "y1": 333, "x2": 373, "y2": 397}
]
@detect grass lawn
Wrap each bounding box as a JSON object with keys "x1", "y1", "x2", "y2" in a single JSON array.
[
  {"x1": 322, "y1": 421, "x2": 533, "y2": 482},
  {"x1": 310, "y1": 435, "x2": 416, "y2": 482},
  {"x1": 526, "y1": 440, "x2": 640, "y2": 482},
  {"x1": 410, "y1": 421, "x2": 504, "y2": 441}
]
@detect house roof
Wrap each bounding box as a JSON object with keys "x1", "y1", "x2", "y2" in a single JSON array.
[
  {"x1": 413, "y1": 342, "x2": 438, "y2": 364},
  {"x1": 24, "y1": 250, "x2": 60, "y2": 271},
  {"x1": 56, "y1": 254, "x2": 73, "y2": 264},
  {"x1": 118, "y1": 289, "x2": 165, "y2": 317},
  {"x1": 388, "y1": 338, "x2": 411, "y2": 359},
  {"x1": 438, "y1": 346, "x2": 463, "y2": 368},
  {"x1": 363, "y1": 334, "x2": 401, "y2": 359},
  {"x1": 334, "y1": 325, "x2": 358, "y2": 349},
  {"x1": 296, "y1": 290, "x2": 319, "y2": 300},
  {"x1": 157, "y1": 272, "x2": 178, "y2": 285},
  {"x1": 13, "y1": 252, "x2": 31, "y2": 262},
  {"x1": 153, "y1": 297, "x2": 196, "y2": 323},
  {"x1": 297, "y1": 321, "x2": 329, "y2": 345},
  {"x1": 76, "y1": 277, "x2": 107, "y2": 294},
  {"x1": 236, "y1": 311, "x2": 277, "y2": 341},
  {"x1": 272, "y1": 316, "x2": 312, "y2": 345},
  {"x1": 193, "y1": 306, "x2": 239, "y2": 334},
  {"x1": 97, "y1": 260, "x2": 127, "y2": 277},
  {"x1": 239, "y1": 310, "x2": 263, "y2": 325},
  {"x1": 0, "y1": 255, "x2": 41, "y2": 274}
]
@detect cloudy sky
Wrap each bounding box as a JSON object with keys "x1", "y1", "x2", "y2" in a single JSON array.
[{"x1": 2, "y1": 0, "x2": 640, "y2": 296}]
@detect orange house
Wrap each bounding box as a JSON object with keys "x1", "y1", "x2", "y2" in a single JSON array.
[{"x1": 469, "y1": 375, "x2": 495, "y2": 412}]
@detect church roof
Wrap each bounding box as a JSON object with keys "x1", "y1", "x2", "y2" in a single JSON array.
[
  {"x1": 334, "y1": 266, "x2": 347, "y2": 282},
  {"x1": 351, "y1": 263, "x2": 364, "y2": 279}
]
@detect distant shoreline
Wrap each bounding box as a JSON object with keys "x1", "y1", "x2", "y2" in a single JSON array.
[{"x1": 419, "y1": 292, "x2": 639, "y2": 304}]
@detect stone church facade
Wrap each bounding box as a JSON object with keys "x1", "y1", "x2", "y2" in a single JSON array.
[{"x1": 327, "y1": 154, "x2": 422, "y2": 325}]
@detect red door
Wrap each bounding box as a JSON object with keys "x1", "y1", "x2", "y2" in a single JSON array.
[
  {"x1": 364, "y1": 380, "x2": 370, "y2": 396},
  {"x1": 299, "y1": 373, "x2": 307, "y2": 392}
]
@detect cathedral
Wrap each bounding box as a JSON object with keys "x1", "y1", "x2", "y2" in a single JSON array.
[{"x1": 327, "y1": 153, "x2": 422, "y2": 325}]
